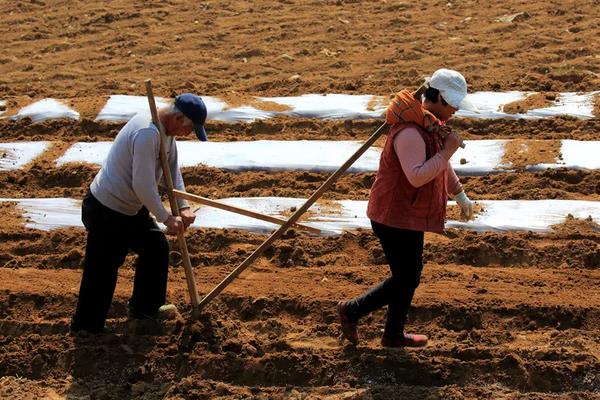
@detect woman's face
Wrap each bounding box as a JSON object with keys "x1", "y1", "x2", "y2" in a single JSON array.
[{"x1": 431, "y1": 95, "x2": 458, "y2": 122}]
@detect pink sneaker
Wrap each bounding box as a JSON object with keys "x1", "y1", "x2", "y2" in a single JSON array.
[
  {"x1": 337, "y1": 302, "x2": 358, "y2": 345},
  {"x1": 381, "y1": 333, "x2": 428, "y2": 348}
]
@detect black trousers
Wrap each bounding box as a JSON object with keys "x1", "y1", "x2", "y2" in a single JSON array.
[
  {"x1": 346, "y1": 220, "x2": 424, "y2": 339},
  {"x1": 71, "y1": 192, "x2": 169, "y2": 333}
]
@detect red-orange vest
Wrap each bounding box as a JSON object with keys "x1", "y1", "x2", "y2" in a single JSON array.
[{"x1": 366, "y1": 122, "x2": 448, "y2": 233}]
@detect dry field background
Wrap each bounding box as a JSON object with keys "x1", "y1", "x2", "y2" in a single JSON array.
[{"x1": 0, "y1": 1, "x2": 599, "y2": 399}]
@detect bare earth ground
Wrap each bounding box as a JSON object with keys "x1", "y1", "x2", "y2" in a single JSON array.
[{"x1": 1, "y1": 0, "x2": 599, "y2": 399}]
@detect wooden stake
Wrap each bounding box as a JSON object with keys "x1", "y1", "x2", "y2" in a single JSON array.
[
  {"x1": 145, "y1": 80, "x2": 201, "y2": 308},
  {"x1": 172, "y1": 189, "x2": 322, "y2": 235},
  {"x1": 197, "y1": 122, "x2": 388, "y2": 309}
]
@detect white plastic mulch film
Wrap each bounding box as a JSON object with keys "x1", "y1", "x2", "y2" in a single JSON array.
[
  {"x1": 57, "y1": 140, "x2": 381, "y2": 173},
  {"x1": 457, "y1": 91, "x2": 599, "y2": 119},
  {"x1": 0, "y1": 142, "x2": 50, "y2": 171},
  {"x1": 2, "y1": 198, "x2": 82, "y2": 231},
  {"x1": 258, "y1": 94, "x2": 387, "y2": 119},
  {"x1": 55, "y1": 139, "x2": 600, "y2": 174},
  {"x1": 94, "y1": 91, "x2": 599, "y2": 123},
  {"x1": 1, "y1": 197, "x2": 598, "y2": 235},
  {"x1": 523, "y1": 92, "x2": 599, "y2": 119},
  {"x1": 3, "y1": 91, "x2": 597, "y2": 123},
  {"x1": 533, "y1": 140, "x2": 600, "y2": 170},
  {"x1": 95, "y1": 95, "x2": 232, "y2": 122},
  {"x1": 11, "y1": 99, "x2": 79, "y2": 123},
  {"x1": 0, "y1": 100, "x2": 6, "y2": 117}
]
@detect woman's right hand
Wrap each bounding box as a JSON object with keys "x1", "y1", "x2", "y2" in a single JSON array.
[{"x1": 441, "y1": 131, "x2": 463, "y2": 160}]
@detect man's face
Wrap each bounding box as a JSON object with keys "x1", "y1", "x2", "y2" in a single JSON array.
[{"x1": 166, "y1": 113, "x2": 194, "y2": 137}]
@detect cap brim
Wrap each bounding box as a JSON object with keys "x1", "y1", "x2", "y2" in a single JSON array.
[
  {"x1": 194, "y1": 123, "x2": 208, "y2": 141},
  {"x1": 458, "y1": 95, "x2": 479, "y2": 113}
]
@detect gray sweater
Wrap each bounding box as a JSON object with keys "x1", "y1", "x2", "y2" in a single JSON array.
[{"x1": 90, "y1": 112, "x2": 188, "y2": 223}]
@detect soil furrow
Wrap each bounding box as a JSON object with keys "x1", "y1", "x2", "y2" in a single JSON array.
[
  {"x1": 2, "y1": 0, "x2": 600, "y2": 397},
  {"x1": 1, "y1": 225, "x2": 598, "y2": 270},
  {"x1": 1, "y1": 165, "x2": 599, "y2": 200},
  {"x1": 1, "y1": 116, "x2": 599, "y2": 141}
]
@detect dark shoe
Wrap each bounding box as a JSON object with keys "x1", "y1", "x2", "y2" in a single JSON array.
[
  {"x1": 381, "y1": 333, "x2": 428, "y2": 348},
  {"x1": 128, "y1": 304, "x2": 178, "y2": 321},
  {"x1": 337, "y1": 301, "x2": 358, "y2": 345}
]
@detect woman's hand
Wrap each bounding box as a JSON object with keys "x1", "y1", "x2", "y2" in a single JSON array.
[
  {"x1": 440, "y1": 131, "x2": 463, "y2": 160},
  {"x1": 453, "y1": 191, "x2": 473, "y2": 220}
]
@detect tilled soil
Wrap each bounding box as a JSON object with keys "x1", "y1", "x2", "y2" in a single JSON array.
[
  {"x1": 1, "y1": 0, "x2": 599, "y2": 99},
  {"x1": 1, "y1": 0, "x2": 600, "y2": 399}
]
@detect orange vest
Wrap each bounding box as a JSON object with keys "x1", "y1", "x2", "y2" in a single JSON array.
[{"x1": 366, "y1": 122, "x2": 448, "y2": 232}]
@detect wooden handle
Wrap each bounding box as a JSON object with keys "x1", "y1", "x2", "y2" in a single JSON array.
[
  {"x1": 197, "y1": 122, "x2": 388, "y2": 309},
  {"x1": 172, "y1": 189, "x2": 322, "y2": 235},
  {"x1": 145, "y1": 80, "x2": 201, "y2": 308}
]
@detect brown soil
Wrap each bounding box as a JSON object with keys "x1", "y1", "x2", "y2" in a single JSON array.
[
  {"x1": 501, "y1": 139, "x2": 562, "y2": 169},
  {"x1": 502, "y1": 92, "x2": 556, "y2": 114},
  {"x1": 594, "y1": 93, "x2": 600, "y2": 119},
  {"x1": 1, "y1": 0, "x2": 599, "y2": 100},
  {"x1": 2, "y1": 163, "x2": 600, "y2": 203},
  {"x1": 280, "y1": 199, "x2": 343, "y2": 221},
  {"x1": 2, "y1": 116, "x2": 600, "y2": 143},
  {"x1": 1, "y1": 201, "x2": 24, "y2": 229},
  {"x1": 1, "y1": 1, "x2": 600, "y2": 399},
  {"x1": 68, "y1": 95, "x2": 110, "y2": 120},
  {"x1": 219, "y1": 91, "x2": 293, "y2": 112},
  {"x1": 551, "y1": 214, "x2": 600, "y2": 235}
]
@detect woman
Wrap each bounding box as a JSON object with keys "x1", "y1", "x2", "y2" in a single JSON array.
[{"x1": 338, "y1": 69, "x2": 477, "y2": 348}]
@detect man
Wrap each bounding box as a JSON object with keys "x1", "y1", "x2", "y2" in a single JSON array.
[
  {"x1": 338, "y1": 69, "x2": 476, "y2": 348},
  {"x1": 70, "y1": 93, "x2": 208, "y2": 334}
]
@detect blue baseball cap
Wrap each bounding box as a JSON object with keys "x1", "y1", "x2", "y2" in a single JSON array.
[{"x1": 174, "y1": 93, "x2": 208, "y2": 141}]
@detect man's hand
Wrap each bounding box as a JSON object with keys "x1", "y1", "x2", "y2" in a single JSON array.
[
  {"x1": 179, "y1": 208, "x2": 196, "y2": 229},
  {"x1": 164, "y1": 215, "x2": 184, "y2": 235},
  {"x1": 453, "y1": 191, "x2": 474, "y2": 220}
]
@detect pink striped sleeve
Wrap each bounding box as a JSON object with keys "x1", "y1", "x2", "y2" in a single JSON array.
[{"x1": 393, "y1": 128, "x2": 448, "y2": 188}]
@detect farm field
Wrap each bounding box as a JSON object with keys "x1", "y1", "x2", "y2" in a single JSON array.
[{"x1": 0, "y1": 1, "x2": 599, "y2": 399}]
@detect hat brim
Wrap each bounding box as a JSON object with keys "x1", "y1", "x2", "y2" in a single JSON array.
[
  {"x1": 458, "y1": 95, "x2": 479, "y2": 113},
  {"x1": 194, "y1": 123, "x2": 208, "y2": 141}
]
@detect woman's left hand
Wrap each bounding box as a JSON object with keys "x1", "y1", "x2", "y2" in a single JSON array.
[{"x1": 453, "y1": 191, "x2": 473, "y2": 220}]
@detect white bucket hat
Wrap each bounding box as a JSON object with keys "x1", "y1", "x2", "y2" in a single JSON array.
[{"x1": 427, "y1": 68, "x2": 478, "y2": 112}]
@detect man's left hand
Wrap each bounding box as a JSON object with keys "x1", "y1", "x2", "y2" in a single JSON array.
[{"x1": 179, "y1": 208, "x2": 196, "y2": 229}]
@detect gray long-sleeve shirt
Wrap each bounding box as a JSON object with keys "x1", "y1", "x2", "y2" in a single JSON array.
[{"x1": 90, "y1": 112, "x2": 188, "y2": 223}]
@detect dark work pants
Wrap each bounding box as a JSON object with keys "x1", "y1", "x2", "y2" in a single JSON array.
[
  {"x1": 346, "y1": 220, "x2": 424, "y2": 340},
  {"x1": 71, "y1": 192, "x2": 169, "y2": 333}
]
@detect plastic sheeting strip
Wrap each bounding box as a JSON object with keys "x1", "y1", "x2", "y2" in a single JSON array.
[
  {"x1": 94, "y1": 91, "x2": 599, "y2": 122},
  {"x1": 0, "y1": 100, "x2": 5, "y2": 117},
  {"x1": 0, "y1": 142, "x2": 50, "y2": 171},
  {"x1": 11, "y1": 99, "x2": 79, "y2": 123},
  {"x1": 55, "y1": 139, "x2": 599, "y2": 174},
  {"x1": 2, "y1": 92, "x2": 597, "y2": 123},
  {"x1": 1, "y1": 197, "x2": 598, "y2": 235},
  {"x1": 530, "y1": 140, "x2": 600, "y2": 170}
]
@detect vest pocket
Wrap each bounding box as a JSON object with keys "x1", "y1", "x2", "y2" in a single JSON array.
[{"x1": 410, "y1": 186, "x2": 433, "y2": 209}]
